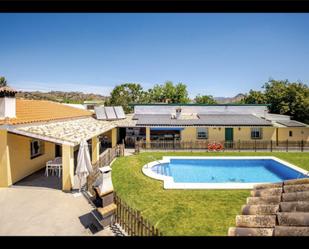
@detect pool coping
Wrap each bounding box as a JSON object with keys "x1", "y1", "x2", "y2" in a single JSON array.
[{"x1": 142, "y1": 156, "x2": 309, "y2": 190}]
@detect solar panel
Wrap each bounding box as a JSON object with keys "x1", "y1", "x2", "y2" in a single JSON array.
[
  {"x1": 114, "y1": 106, "x2": 126, "y2": 119},
  {"x1": 94, "y1": 106, "x2": 107, "y2": 120},
  {"x1": 105, "y1": 106, "x2": 117, "y2": 120}
]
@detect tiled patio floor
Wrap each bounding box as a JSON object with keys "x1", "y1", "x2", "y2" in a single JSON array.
[{"x1": 0, "y1": 185, "x2": 116, "y2": 236}]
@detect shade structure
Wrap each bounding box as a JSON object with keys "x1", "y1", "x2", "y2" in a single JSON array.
[{"x1": 76, "y1": 139, "x2": 93, "y2": 192}]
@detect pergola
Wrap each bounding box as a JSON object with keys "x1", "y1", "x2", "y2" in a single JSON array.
[{"x1": 6, "y1": 115, "x2": 136, "y2": 191}]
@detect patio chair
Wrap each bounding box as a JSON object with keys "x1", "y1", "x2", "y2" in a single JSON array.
[{"x1": 45, "y1": 160, "x2": 55, "y2": 177}]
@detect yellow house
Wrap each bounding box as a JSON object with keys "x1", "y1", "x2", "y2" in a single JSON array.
[
  {"x1": 0, "y1": 87, "x2": 133, "y2": 191},
  {"x1": 1, "y1": 88, "x2": 308, "y2": 192},
  {"x1": 130, "y1": 104, "x2": 309, "y2": 144}
]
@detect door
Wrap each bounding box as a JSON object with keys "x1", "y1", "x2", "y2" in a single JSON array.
[{"x1": 225, "y1": 128, "x2": 234, "y2": 148}]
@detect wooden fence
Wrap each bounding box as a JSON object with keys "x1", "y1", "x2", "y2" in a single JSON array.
[
  {"x1": 114, "y1": 192, "x2": 163, "y2": 236},
  {"x1": 87, "y1": 144, "x2": 124, "y2": 195},
  {"x1": 135, "y1": 140, "x2": 309, "y2": 153}
]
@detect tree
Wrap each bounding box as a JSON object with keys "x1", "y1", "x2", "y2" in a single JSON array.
[
  {"x1": 194, "y1": 94, "x2": 217, "y2": 104},
  {"x1": 148, "y1": 81, "x2": 190, "y2": 103},
  {"x1": 105, "y1": 83, "x2": 146, "y2": 113},
  {"x1": 243, "y1": 90, "x2": 267, "y2": 104},
  {"x1": 0, "y1": 76, "x2": 7, "y2": 87},
  {"x1": 244, "y1": 79, "x2": 309, "y2": 123}
]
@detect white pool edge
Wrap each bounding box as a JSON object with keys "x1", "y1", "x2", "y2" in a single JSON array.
[{"x1": 142, "y1": 156, "x2": 309, "y2": 190}]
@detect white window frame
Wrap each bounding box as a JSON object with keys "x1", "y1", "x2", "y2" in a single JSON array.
[
  {"x1": 196, "y1": 127, "x2": 208, "y2": 139},
  {"x1": 251, "y1": 128, "x2": 262, "y2": 139},
  {"x1": 30, "y1": 139, "x2": 44, "y2": 159}
]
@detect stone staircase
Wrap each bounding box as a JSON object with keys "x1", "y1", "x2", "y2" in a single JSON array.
[{"x1": 228, "y1": 178, "x2": 309, "y2": 236}]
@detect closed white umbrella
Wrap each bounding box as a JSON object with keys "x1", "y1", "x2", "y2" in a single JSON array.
[{"x1": 76, "y1": 139, "x2": 93, "y2": 192}]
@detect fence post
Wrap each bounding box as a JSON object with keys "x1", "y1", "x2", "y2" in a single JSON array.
[
  {"x1": 301, "y1": 140, "x2": 304, "y2": 152},
  {"x1": 270, "y1": 140, "x2": 273, "y2": 152},
  {"x1": 238, "y1": 139, "x2": 240, "y2": 152},
  {"x1": 286, "y1": 139, "x2": 288, "y2": 152},
  {"x1": 254, "y1": 139, "x2": 256, "y2": 152}
]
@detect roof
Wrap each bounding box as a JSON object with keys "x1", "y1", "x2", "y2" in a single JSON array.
[
  {"x1": 276, "y1": 120, "x2": 308, "y2": 127},
  {"x1": 0, "y1": 99, "x2": 93, "y2": 125},
  {"x1": 0, "y1": 86, "x2": 17, "y2": 96},
  {"x1": 130, "y1": 103, "x2": 270, "y2": 107},
  {"x1": 7, "y1": 115, "x2": 136, "y2": 146},
  {"x1": 228, "y1": 178, "x2": 309, "y2": 236},
  {"x1": 134, "y1": 114, "x2": 272, "y2": 126}
]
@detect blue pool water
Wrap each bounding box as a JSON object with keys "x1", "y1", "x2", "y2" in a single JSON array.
[{"x1": 151, "y1": 158, "x2": 307, "y2": 183}]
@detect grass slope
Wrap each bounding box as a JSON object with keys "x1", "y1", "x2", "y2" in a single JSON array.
[{"x1": 111, "y1": 152, "x2": 309, "y2": 236}]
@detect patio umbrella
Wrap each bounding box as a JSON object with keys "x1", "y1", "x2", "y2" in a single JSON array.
[{"x1": 76, "y1": 139, "x2": 93, "y2": 192}]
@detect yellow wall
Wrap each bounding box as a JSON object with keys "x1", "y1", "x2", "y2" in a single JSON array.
[
  {"x1": 209, "y1": 127, "x2": 225, "y2": 141},
  {"x1": 0, "y1": 130, "x2": 11, "y2": 187},
  {"x1": 111, "y1": 128, "x2": 117, "y2": 147},
  {"x1": 233, "y1": 127, "x2": 276, "y2": 141},
  {"x1": 181, "y1": 126, "x2": 280, "y2": 142},
  {"x1": 5, "y1": 133, "x2": 55, "y2": 186},
  {"x1": 62, "y1": 145, "x2": 74, "y2": 191},
  {"x1": 101, "y1": 128, "x2": 118, "y2": 147},
  {"x1": 91, "y1": 136, "x2": 99, "y2": 164},
  {"x1": 277, "y1": 127, "x2": 309, "y2": 142}
]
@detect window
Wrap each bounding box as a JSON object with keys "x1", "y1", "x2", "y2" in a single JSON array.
[
  {"x1": 197, "y1": 127, "x2": 208, "y2": 139},
  {"x1": 289, "y1": 131, "x2": 293, "y2": 137},
  {"x1": 251, "y1": 128, "x2": 262, "y2": 139},
  {"x1": 30, "y1": 140, "x2": 44, "y2": 159}
]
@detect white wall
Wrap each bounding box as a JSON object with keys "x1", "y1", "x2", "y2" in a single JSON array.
[
  {"x1": 134, "y1": 105, "x2": 268, "y2": 116},
  {"x1": 0, "y1": 97, "x2": 16, "y2": 119}
]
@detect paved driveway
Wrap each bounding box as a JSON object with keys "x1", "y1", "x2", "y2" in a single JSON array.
[{"x1": 0, "y1": 186, "x2": 115, "y2": 236}]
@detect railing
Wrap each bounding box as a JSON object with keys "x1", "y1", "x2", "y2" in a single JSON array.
[
  {"x1": 114, "y1": 192, "x2": 163, "y2": 236},
  {"x1": 135, "y1": 140, "x2": 309, "y2": 153},
  {"x1": 87, "y1": 144, "x2": 124, "y2": 195}
]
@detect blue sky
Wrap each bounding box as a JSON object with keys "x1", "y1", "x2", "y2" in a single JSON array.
[{"x1": 0, "y1": 13, "x2": 309, "y2": 98}]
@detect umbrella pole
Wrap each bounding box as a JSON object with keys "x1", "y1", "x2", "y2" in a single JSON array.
[{"x1": 79, "y1": 175, "x2": 82, "y2": 193}]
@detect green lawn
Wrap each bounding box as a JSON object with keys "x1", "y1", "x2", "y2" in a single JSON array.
[{"x1": 111, "y1": 152, "x2": 309, "y2": 236}]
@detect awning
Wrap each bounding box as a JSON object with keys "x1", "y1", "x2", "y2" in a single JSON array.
[{"x1": 150, "y1": 128, "x2": 184, "y2": 131}]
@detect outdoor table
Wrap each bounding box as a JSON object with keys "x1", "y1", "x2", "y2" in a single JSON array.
[{"x1": 45, "y1": 157, "x2": 62, "y2": 177}]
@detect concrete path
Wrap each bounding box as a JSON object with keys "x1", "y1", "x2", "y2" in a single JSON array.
[{"x1": 0, "y1": 187, "x2": 115, "y2": 236}]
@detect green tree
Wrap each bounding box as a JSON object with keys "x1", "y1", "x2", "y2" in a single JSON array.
[
  {"x1": 243, "y1": 90, "x2": 267, "y2": 104},
  {"x1": 105, "y1": 83, "x2": 146, "y2": 113},
  {"x1": 244, "y1": 79, "x2": 309, "y2": 123},
  {"x1": 194, "y1": 94, "x2": 217, "y2": 104},
  {"x1": 0, "y1": 76, "x2": 7, "y2": 87},
  {"x1": 148, "y1": 81, "x2": 189, "y2": 103}
]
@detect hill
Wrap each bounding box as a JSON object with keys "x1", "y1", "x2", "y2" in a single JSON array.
[
  {"x1": 214, "y1": 93, "x2": 245, "y2": 104},
  {"x1": 16, "y1": 91, "x2": 108, "y2": 104}
]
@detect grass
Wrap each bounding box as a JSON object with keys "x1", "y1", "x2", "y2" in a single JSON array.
[{"x1": 111, "y1": 152, "x2": 309, "y2": 236}]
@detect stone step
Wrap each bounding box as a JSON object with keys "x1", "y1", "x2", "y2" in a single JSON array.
[
  {"x1": 274, "y1": 226, "x2": 309, "y2": 236},
  {"x1": 280, "y1": 201, "x2": 309, "y2": 212},
  {"x1": 277, "y1": 212, "x2": 309, "y2": 226},
  {"x1": 253, "y1": 182, "x2": 283, "y2": 190},
  {"x1": 235, "y1": 215, "x2": 276, "y2": 228},
  {"x1": 241, "y1": 204, "x2": 279, "y2": 215},
  {"x1": 228, "y1": 227, "x2": 274, "y2": 236},
  {"x1": 251, "y1": 188, "x2": 282, "y2": 197},
  {"x1": 282, "y1": 191, "x2": 309, "y2": 202},
  {"x1": 247, "y1": 195, "x2": 281, "y2": 205},
  {"x1": 284, "y1": 178, "x2": 309, "y2": 186},
  {"x1": 283, "y1": 184, "x2": 309, "y2": 193}
]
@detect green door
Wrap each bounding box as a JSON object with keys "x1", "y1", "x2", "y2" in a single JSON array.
[{"x1": 225, "y1": 128, "x2": 234, "y2": 141}]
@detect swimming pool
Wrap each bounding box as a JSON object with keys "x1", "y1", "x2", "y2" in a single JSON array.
[{"x1": 142, "y1": 156, "x2": 309, "y2": 189}]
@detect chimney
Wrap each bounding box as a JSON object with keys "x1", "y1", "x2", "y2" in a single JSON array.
[
  {"x1": 0, "y1": 86, "x2": 17, "y2": 119},
  {"x1": 175, "y1": 107, "x2": 182, "y2": 119}
]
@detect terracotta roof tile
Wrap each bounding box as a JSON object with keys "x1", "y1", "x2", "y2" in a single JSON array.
[
  {"x1": 0, "y1": 99, "x2": 93, "y2": 125},
  {"x1": 0, "y1": 86, "x2": 17, "y2": 94}
]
